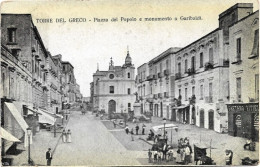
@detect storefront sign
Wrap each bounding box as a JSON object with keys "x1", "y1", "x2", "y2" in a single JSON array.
[{"x1": 227, "y1": 103, "x2": 259, "y2": 113}]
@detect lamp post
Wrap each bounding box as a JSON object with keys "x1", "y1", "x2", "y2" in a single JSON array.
[
  {"x1": 54, "y1": 114, "x2": 57, "y2": 138},
  {"x1": 163, "y1": 118, "x2": 166, "y2": 140},
  {"x1": 26, "y1": 127, "x2": 32, "y2": 165}
]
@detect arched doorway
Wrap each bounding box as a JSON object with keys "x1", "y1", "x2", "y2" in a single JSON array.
[
  {"x1": 108, "y1": 100, "x2": 116, "y2": 117},
  {"x1": 200, "y1": 109, "x2": 204, "y2": 128},
  {"x1": 192, "y1": 106, "x2": 196, "y2": 125},
  {"x1": 208, "y1": 110, "x2": 214, "y2": 130}
]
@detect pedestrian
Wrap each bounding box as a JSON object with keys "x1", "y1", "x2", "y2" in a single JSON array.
[
  {"x1": 135, "y1": 124, "x2": 139, "y2": 135},
  {"x1": 130, "y1": 128, "x2": 134, "y2": 141},
  {"x1": 142, "y1": 124, "x2": 146, "y2": 135},
  {"x1": 125, "y1": 125, "x2": 129, "y2": 134},
  {"x1": 153, "y1": 150, "x2": 158, "y2": 163},
  {"x1": 113, "y1": 119, "x2": 117, "y2": 128},
  {"x1": 158, "y1": 151, "x2": 162, "y2": 164},
  {"x1": 184, "y1": 144, "x2": 191, "y2": 164},
  {"x1": 225, "y1": 150, "x2": 232, "y2": 165},
  {"x1": 62, "y1": 129, "x2": 67, "y2": 143},
  {"x1": 67, "y1": 129, "x2": 72, "y2": 143},
  {"x1": 46, "y1": 148, "x2": 52, "y2": 166},
  {"x1": 162, "y1": 143, "x2": 167, "y2": 160},
  {"x1": 148, "y1": 149, "x2": 152, "y2": 163}
]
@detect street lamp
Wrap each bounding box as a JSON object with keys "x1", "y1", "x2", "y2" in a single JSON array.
[
  {"x1": 163, "y1": 118, "x2": 166, "y2": 140},
  {"x1": 26, "y1": 127, "x2": 32, "y2": 165}
]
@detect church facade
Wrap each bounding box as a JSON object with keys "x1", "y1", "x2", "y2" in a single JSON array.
[{"x1": 92, "y1": 50, "x2": 136, "y2": 115}]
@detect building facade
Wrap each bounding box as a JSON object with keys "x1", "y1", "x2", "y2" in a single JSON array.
[
  {"x1": 93, "y1": 51, "x2": 135, "y2": 115},
  {"x1": 227, "y1": 10, "x2": 259, "y2": 140}
]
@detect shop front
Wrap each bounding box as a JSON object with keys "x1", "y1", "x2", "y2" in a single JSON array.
[{"x1": 227, "y1": 103, "x2": 259, "y2": 141}]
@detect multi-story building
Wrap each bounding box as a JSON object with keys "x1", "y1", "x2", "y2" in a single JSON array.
[
  {"x1": 62, "y1": 61, "x2": 76, "y2": 103},
  {"x1": 75, "y1": 83, "x2": 83, "y2": 102},
  {"x1": 137, "y1": 48, "x2": 180, "y2": 119},
  {"x1": 92, "y1": 50, "x2": 135, "y2": 116},
  {"x1": 227, "y1": 10, "x2": 259, "y2": 141}
]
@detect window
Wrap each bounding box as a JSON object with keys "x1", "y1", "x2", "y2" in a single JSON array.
[
  {"x1": 236, "y1": 77, "x2": 241, "y2": 101},
  {"x1": 191, "y1": 56, "x2": 195, "y2": 70},
  {"x1": 200, "y1": 52, "x2": 203, "y2": 67},
  {"x1": 160, "y1": 63, "x2": 162, "y2": 73},
  {"x1": 11, "y1": 49, "x2": 19, "y2": 57},
  {"x1": 128, "y1": 88, "x2": 131, "y2": 94},
  {"x1": 109, "y1": 74, "x2": 114, "y2": 79},
  {"x1": 69, "y1": 75, "x2": 72, "y2": 82},
  {"x1": 63, "y1": 66, "x2": 65, "y2": 71},
  {"x1": 150, "y1": 86, "x2": 153, "y2": 94},
  {"x1": 110, "y1": 86, "x2": 114, "y2": 94},
  {"x1": 155, "y1": 66, "x2": 157, "y2": 74},
  {"x1": 43, "y1": 72, "x2": 46, "y2": 82},
  {"x1": 237, "y1": 38, "x2": 241, "y2": 61},
  {"x1": 209, "y1": 48, "x2": 214, "y2": 63},
  {"x1": 209, "y1": 83, "x2": 213, "y2": 97},
  {"x1": 185, "y1": 59, "x2": 188, "y2": 72},
  {"x1": 192, "y1": 86, "x2": 195, "y2": 96},
  {"x1": 200, "y1": 85, "x2": 204, "y2": 99},
  {"x1": 255, "y1": 74, "x2": 259, "y2": 100},
  {"x1": 179, "y1": 89, "x2": 181, "y2": 97},
  {"x1": 32, "y1": 60, "x2": 34, "y2": 73},
  {"x1": 8, "y1": 28, "x2": 16, "y2": 43},
  {"x1": 185, "y1": 88, "x2": 188, "y2": 101},
  {"x1": 128, "y1": 72, "x2": 130, "y2": 78},
  {"x1": 178, "y1": 62, "x2": 181, "y2": 74},
  {"x1": 128, "y1": 103, "x2": 131, "y2": 111},
  {"x1": 166, "y1": 59, "x2": 169, "y2": 70}
]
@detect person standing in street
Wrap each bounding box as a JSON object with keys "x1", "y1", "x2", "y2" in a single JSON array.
[
  {"x1": 67, "y1": 129, "x2": 72, "y2": 143},
  {"x1": 142, "y1": 124, "x2": 146, "y2": 135},
  {"x1": 225, "y1": 150, "x2": 233, "y2": 165},
  {"x1": 125, "y1": 125, "x2": 129, "y2": 134},
  {"x1": 130, "y1": 128, "x2": 134, "y2": 141},
  {"x1": 113, "y1": 119, "x2": 117, "y2": 128},
  {"x1": 148, "y1": 149, "x2": 152, "y2": 163},
  {"x1": 135, "y1": 124, "x2": 139, "y2": 135},
  {"x1": 62, "y1": 130, "x2": 67, "y2": 143},
  {"x1": 46, "y1": 148, "x2": 52, "y2": 166},
  {"x1": 184, "y1": 144, "x2": 191, "y2": 164}
]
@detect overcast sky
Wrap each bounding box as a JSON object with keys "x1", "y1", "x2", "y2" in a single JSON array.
[{"x1": 1, "y1": 0, "x2": 258, "y2": 97}]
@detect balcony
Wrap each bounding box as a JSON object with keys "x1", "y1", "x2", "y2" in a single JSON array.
[
  {"x1": 189, "y1": 95, "x2": 196, "y2": 104},
  {"x1": 231, "y1": 57, "x2": 242, "y2": 65},
  {"x1": 204, "y1": 62, "x2": 214, "y2": 70},
  {"x1": 158, "y1": 93, "x2": 163, "y2": 98},
  {"x1": 164, "y1": 92, "x2": 169, "y2": 98},
  {"x1": 175, "y1": 72, "x2": 181, "y2": 80},
  {"x1": 223, "y1": 59, "x2": 229, "y2": 67},
  {"x1": 146, "y1": 75, "x2": 154, "y2": 81},
  {"x1": 205, "y1": 96, "x2": 213, "y2": 103},
  {"x1": 154, "y1": 75, "x2": 158, "y2": 80},
  {"x1": 158, "y1": 72, "x2": 163, "y2": 78},
  {"x1": 154, "y1": 94, "x2": 158, "y2": 99},
  {"x1": 164, "y1": 69, "x2": 169, "y2": 76},
  {"x1": 186, "y1": 68, "x2": 195, "y2": 76}
]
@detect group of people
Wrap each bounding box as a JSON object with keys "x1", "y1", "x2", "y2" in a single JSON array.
[
  {"x1": 148, "y1": 144, "x2": 174, "y2": 164},
  {"x1": 124, "y1": 124, "x2": 146, "y2": 141},
  {"x1": 176, "y1": 137, "x2": 193, "y2": 164},
  {"x1": 62, "y1": 129, "x2": 72, "y2": 143}
]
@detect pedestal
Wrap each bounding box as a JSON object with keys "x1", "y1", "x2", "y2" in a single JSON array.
[{"x1": 133, "y1": 102, "x2": 141, "y2": 116}]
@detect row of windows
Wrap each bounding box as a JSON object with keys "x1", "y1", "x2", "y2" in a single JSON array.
[
  {"x1": 109, "y1": 86, "x2": 131, "y2": 94},
  {"x1": 177, "y1": 48, "x2": 213, "y2": 74}
]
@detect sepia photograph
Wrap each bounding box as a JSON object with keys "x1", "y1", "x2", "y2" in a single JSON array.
[{"x1": 0, "y1": 0, "x2": 259, "y2": 166}]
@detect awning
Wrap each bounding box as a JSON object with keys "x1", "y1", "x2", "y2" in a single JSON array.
[
  {"x1": 1, "y1": 127, "x2": 21, "y2": 142},
  {"x1": 38, "y1": 108, "x2": 63, "y2": 119},
  {"x1": 152, "y1": 124, "x2": 178, "y2": 132},
  {"x1": 38, "y1": 109, "x2": 56, "y2": 125},
  {"x1": 172, "y1": 105, "x2": 189, "y2": 109},
  {"x1": 26, "y1": 106, "x2": 41, "y2": 115},
  {"x1": 4, "y1": 102, "x2": 32, "y2": 147}
]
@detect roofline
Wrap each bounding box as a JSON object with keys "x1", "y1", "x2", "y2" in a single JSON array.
[
  {"x1": 148, "y1": 47, "x2": 181, "y2": 65},
  {"x1": 137, "y1": 63, "x2": 147, "y2": 70},
  {"x1": 228, "y1": 10, "x2": 259, "y2": 28},
  {"x1": 218, "y1": 3, "x2": 253, "y2": 19},
  {"x1": 175, "y1": 28, "x2": 220, "y2": 54},
  {"x1": 62, "y1": 61, "x2": 74, "y2": 68}
]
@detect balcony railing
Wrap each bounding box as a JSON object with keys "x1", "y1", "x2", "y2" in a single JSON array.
[
  {"x1": 175, "y1": 72, "x2": 181, "y2": 80},
  {"x1": 164, "y1": 69, "x2": 169, "y2": 76},
  {"x1": 146, "y1": 75, "x2": 154, "y2": 81},
  {"x1": 158, "y1": 72, "x2": 164, "y2": 78},
  {"x1": 223, "y1": 59, "x2": 229, "y2": 67},
  {"x1": 158, "y1": 93, "x2": 163, "y2": 98},
  {"x1": 204, "y1": 62, "x2": 214, "y2": 70},
  {"x1": 186, "y1": 68, "x2": 195, "y2": 76},
  {"x1": 164, "y1": 92, "x2": 169, "y2": 98},
  {"x1": 205, "y1": 96, "x2": 213, "y2": 103}
]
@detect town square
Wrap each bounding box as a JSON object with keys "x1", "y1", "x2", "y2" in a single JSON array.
[{"x1": 0, "y1": 0, "x2": 259, "y2": 166}]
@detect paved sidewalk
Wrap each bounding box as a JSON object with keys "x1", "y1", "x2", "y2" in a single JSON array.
[{"x1": 10, "y1": 114, "x2": 71, "y2": 166}]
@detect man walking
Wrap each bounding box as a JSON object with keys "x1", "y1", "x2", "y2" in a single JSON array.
[
  {"x1": 46, "y1": 148, "x2": 52, "y2": 166},
  {"x1": 135, "y1": 124, "x2": 139, "y2": 135}
]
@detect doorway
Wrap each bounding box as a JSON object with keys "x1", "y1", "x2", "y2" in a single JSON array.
[
  {"x1": 171, "y1": 109, "x2": 176, "y2": 121},
  {"x1": 160, "y1": 102, "x2": 163, "y2": 117},
  {"x1": 208, "y1": 110, "x2": 214, "y2": 130},
  {"x1": 108, "y1": 100, "x2": 116, "y2": 117},
  {"x1": 200, "y1": 110, "x2": 204, "y2": 128}
]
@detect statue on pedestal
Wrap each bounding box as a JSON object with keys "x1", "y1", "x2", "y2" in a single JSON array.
[{"x1": 134, "y1": 92, "x2": 139, "y2": 103}]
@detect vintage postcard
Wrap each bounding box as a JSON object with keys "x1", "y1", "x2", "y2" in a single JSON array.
[{"x1": 0, "y1": 0, "x2": 259, "y2": 166}]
